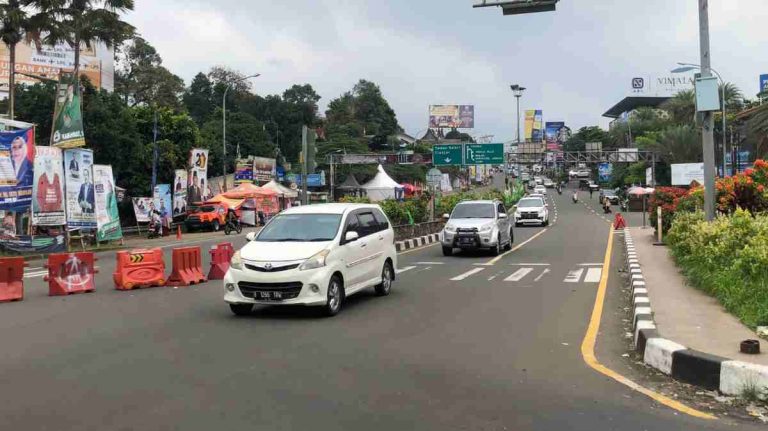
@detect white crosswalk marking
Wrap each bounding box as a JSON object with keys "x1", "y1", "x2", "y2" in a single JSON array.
[
  {"x1": 504, "y1": 267, "x2": 533, "y2": 282},
  {"x1": 450, "y1": 268, "x2": 485, "y2": 281},
  {"x1": 397, "y1": 266, "x2": 416, "y2": 274},
  {"x1": 534, "y1": 268, "x2": 550, "y2": 282},
  {"x1": 584, "y1": 267, "x2": 602, "y2": 283},
  {"x1": 564, "y1": 268, "x2": 584, "y2": 283}
]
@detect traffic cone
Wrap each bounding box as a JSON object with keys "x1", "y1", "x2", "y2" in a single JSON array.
[{"x1": 176, "y1": 225, "x2": 182, "y2": 240}]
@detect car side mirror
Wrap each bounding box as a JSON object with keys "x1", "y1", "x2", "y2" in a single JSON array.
[
  {"x1": 442, "y1": 213, "x2": 450, "y2": 220},
  {"x1": 498, "y1": 213, "x2": 508, "y2": 219},
  {"x1": 245, "y1": 232, "x2": 257, "y2": 242},
  {"x1": 344, "y1": 231, "x2": 359, "y2": 243}
]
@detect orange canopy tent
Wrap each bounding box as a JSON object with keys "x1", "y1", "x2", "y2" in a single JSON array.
[
  {"x1": 213, "y1": 183, "x2": 280, "y2": 214},
  {"x1": 222, "y1": 183, "x2": 278, "y2": 199}
]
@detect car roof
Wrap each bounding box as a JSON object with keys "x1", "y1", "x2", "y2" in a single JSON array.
[
  {"x1": 281, "y1": 203, "x2": 380, "y2": 215},
  {"x1": 456, "y1": 200, "x2": 497, "y2": 205},
  {"x1": 520, "y1": 196, "x2": 545, "y2": 203}
]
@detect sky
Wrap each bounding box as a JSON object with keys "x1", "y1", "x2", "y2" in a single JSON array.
[{"x1": 129, "y1": 0, "x2": 768, "y2": 142}]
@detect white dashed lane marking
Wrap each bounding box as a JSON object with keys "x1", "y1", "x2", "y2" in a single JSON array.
[{"x1": 450, "y1": 267, "x2": 485, "y2": 281}]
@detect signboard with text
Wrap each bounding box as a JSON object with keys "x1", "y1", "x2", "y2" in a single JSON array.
[
  {"x1": 433, "y1": 144, "x2": 463, "y2": 166},
  {"x1": 465, "y1": 143, "x2": 504, "y2": 165}
]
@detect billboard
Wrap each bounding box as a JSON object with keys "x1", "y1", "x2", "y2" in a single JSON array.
[
  {"x1": 0, "y1": 128, "x2": 35, "y2": 211},
  {"x1": 630, "y1": 74, "x2": 695, "y2": 97},
  {"x1": 524, "y1": 110, "x2": 543, "y2": 141},
  {"x1": 32, "y1": 145, "x2": 65, "y2": 225},
  {"x1": 671, "y1": 163, "x2": 704, "y2": 186},
  {"x1": 132, "y1": 197, "x2": 153, "y2": 223},
  {"x1": 63, "y1": 148, "x2": 96, "y2": 228},
  {"x1": 598, "y1": 163, "x2": 613, "y2": 182},
  {"x1": 253, "y1": 157, "x2": 276, "y2": 183},
  {"x1": 235, "y1": 158, "x2": 254, "y2": 184},
  {"x1": 0, "y1": 41, "x2": 115, "y2": 92},
  {"x1": 93, "y1": 164, "x2": 122, "y2": 241},
  {"x1": 51, "y1": 71, "x2": 86, "y2": 148},
  {"x1": 188, "y1": 148, "x2": 209, "y2": 203},
  {"x1": 153, "y1": 184, "x2": 172, "y2": 218},
  {"x1": 545, "y1": 121, "x2": 563, "y2": 151},
  {"x1": 173, "y1": 169, "x2": 187, "y2": 216},
  {"x1": 429, "y1": 105, "x2": 474, "y2": 128},
  {"x1": 761, "y1": 74, "x2": 768, "y2": 94}
]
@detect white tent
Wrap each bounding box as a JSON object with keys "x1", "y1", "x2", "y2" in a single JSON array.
[
  {"x1": 262, "y1": 179, "x2": 298, "y2": 198},
  {"x1": 361, "y1": 165, "x2": 403, "y2": 202}
]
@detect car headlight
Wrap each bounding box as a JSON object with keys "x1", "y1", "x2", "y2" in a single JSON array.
[
  {"x1": 299, "y1": 249, "x2": 330, "y2": 271},
  {"x1": 479, "y1": 224, "x2": 493, "y2": 233},
  {"x1": 445, "y1": 224, "x2": 456, "y2": 233},
  {"x1": 230, "y1": 250, "x2": 243, "y2": 270},
  {"x1": 539, "y1": 209, "x2": 546, "y2": 216}
]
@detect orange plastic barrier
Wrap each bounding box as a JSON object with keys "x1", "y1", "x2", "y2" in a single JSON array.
[
  {"x1": 44, "y1": 252, "x2": 97, "y2": 296},
  {"x1": 113, "y1": 248, "x2": 166, "y2": 290},
  {"x1": 614, "y1": 213, "x2": 627, "y2": 230},
  {"x1": 167, "y1": 246, "x2": 207, "y2": 286},
  {"x1": 207, "y1": 243, "x2": 234, "y2": 280},
  {"x1": 0, "y1": 257, "x2": 26, "y2": 302}
]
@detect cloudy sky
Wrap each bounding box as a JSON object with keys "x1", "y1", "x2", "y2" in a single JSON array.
[{"x1": 129, "y1": 0, "x2": 767, "y2": 141}]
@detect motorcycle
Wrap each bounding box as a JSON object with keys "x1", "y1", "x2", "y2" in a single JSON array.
[
  {"x1": 147, "y1": 221, "x2": 162, "y2": 239},
  {"x1": 224, "y1": 219, "x2": 242, "y2": 235},
  {"x1": 557, "y1": 185, "x2": 563, "y2": 195},
  {"x1": 620, "y1": 200, "x2": 628, "y2": 211},
  {"x1": 572, "y1": 192, "x2": 579, "y2": 203}
]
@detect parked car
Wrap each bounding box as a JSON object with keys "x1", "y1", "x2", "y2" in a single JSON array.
[
  {"x1": 568, "y1": 169, "x2": 579, "y2": 178},
  {"x1": 185, "y1": 203, "x2": 230, "y2": 232},
  {"x1": 441, "y1": 200, "x2": 513, "y2": 256},
  {"x1": 528, "y1": 180, "x2": 536, "y2": 189},
  {"x1": 520, "y1": 172, "x2": 531, "y2": 182},
  {"x1": 514, "y1": 197, "x2": 549, "y2": 227},
  {"x1": 576, "y1": 169, "x2": 591, "y2": 178},
  {"x1": 223, "y1": 203, "x2": 397, "y2": 317}
]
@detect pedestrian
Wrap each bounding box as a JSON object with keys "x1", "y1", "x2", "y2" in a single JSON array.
[{"x1": 589, "y1": 187, "x2": 594, "y2": 199}]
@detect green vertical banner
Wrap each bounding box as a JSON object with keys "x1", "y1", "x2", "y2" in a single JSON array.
[
  {"x1": 93, "y1": 164, "x2": 122, "y2": 241},
  {"x1": 51, "y1": 71, "x2": 85, "y2": 148}
]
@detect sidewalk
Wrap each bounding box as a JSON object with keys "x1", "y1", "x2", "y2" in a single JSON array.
[{"x1": 630, "y1": 226, "x2": 767, "y2": 365}]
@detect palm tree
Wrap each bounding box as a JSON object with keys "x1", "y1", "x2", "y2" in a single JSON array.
[
  {"x1": 747, "y1": 104, "x2": 768, "y2": 158},
  {"x1": 661, "y1": 89, "x2": 696, "y2": 125},
  {"x1": 0, "y1": 0, "x2": 30, "y2": 119},
  {"x1": 28, "y1": 0, "x2": 134, "y2": 87},
  {"x1": 720, "y1": 82, "x2": 743, "y2": 112},
  {"x1": 645, "y1": 124, "x2": 702, "y2": 164}
]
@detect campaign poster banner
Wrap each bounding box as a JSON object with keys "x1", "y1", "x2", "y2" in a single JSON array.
[
  {"x1": 759, "y1": 74, "x2": 768, "y2": 94},
  {"x1": 253, "y1": 157, "x2": 276, "y2": 183},
  {"x1": 544, "y1": 122, "x2": 562, "y2": 151},
  {"x1": 63, "y1": 148, "x2": 96, "y2": 228},
  {"x1": 525, "y1": 110, "x2": 543, "y2": 141},
  {"x1": 428, "y1": 105, "x2": 474, "y2": 128},
  {"x1": 153, "y1": 184, "x2": 172, "y2": 218},
  {"x1": 173, "y1": 169, "x2": 188, "y2": 216},
  {"x1": 598, "y1": 163, "x2": 613, "y2": 182},
  {"x1": 132, "y1": 197, "x2": 153, "y2": 223},
  {"x1": 93, "y1": 164, "x2": 122, "y2": 241},
  {"x1": 51, "y1": 71, "x2": 85, "y2": 148},
  {"x1": 188, "y1": 148, "x2": 209, "y2": 203},
  {"x1": 0, "y1": 128, "x2": 35, "y2": 211},
  {"x1": 235, "y1": 158, "x2": 254, "y2": 184},
  {"x1": 32, "y1": 146, "x2": 65, "y2": 225}
]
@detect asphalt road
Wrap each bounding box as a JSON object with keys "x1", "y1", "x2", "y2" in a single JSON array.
[{"x1": 1, "y1": 174, "x2": 761, "y2": 430}]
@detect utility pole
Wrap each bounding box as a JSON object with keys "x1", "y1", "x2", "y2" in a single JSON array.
[
  {"x1": 301, "y1": 125, "x2": 309, "y2": 205},
  {"x1": 698, "y1": 0, "x2": 716, "y2": 221},
  {"x1": 151, "y1": 110, "x2": 158, "y2": 193}
]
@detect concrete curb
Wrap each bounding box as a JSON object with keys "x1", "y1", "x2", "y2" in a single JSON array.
[
  {"x1": 622, "y1": 227, "x2": 768, "y2": 396},
  {"x1": 395, "y1": 233, "x2": 441, "y2": 252}
]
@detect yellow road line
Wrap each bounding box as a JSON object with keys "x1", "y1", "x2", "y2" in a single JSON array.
[
  {"x1": 580, "y1": 226, "x2": 717, "y2": 420},
  {"x1": 484, "y1": 228, "x2": 548, "y2": 266}
]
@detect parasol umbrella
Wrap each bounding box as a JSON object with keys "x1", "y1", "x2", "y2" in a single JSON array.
[{"x1": 627, "y1": 187, "x2": 655, "y2": 227}]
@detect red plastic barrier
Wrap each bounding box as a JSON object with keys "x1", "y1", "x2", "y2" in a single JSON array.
[
  {"x1": 113, "y1": 248, "x2": 166, "y2": 290},
  {"x1": 614, "y1": 213, "x2": 627, "y2": 230},
  {"x1": 0, "y1": 257, "x2": 26, "y2": 302},
  {"x1": 44, "y1": 252, "x2": 97, "y2": 296},
  {"x1": 207, "y1": 243, "x2": 234, "y2": 280},
  {"x1": 167, "y1": 246, "x2": 207, "y2": 286}
]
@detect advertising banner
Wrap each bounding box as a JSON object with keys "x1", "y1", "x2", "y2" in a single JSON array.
[
  {"x1": 63, "y1": 148, "x2": 96, "y2": 228},
  {"x1": 428, "y1": 105, "x2": 474, "y2": 128},
  {"x1": 235, "y1": 158, "x2": 254, "y2": 184},
  {"x1": 32, "y1": 145, "x2": 65, "y2": 225},
  {"x1": 173, "y1": 169, "x2": 188, "y2": 216},
  {"x1": 153, "y1": 184, "x2": 172, "y2": 219},
  {"x1": 598, "y1": 163, "x2": 613, "y2": 182},
  {"x1": 51, "y1": 71, "x2": 85, "y2": 148},
  {"x1": 0, "y1": 233, "x2": 66, "y2": 253},
  {"x1": 253, "y1": 157, "x2": 276, "y2": 183},
  {"x1": 545, "y1": 122, "x2": 561, "y2": 151},
  {"x1": 93, "y1": 164, "x2": 122, "y2": 241},
  {"x1": 0, "y1": 127, "x2": 35, "y2": 211},
  {"x1": 671, "y1": 163, "x2": 704, "y2": 186},
  {"x1": 760, "y1": 74, "x2": 768, "y2": 94},
  {"x1": 188, "y1": 148, "x2": 209, "y2": 203},
  {"x1": 132, "y1": 197, "x2": 153, "y2": 223},
  {"x1": 525, "y1": 110, "x2": 543, "y2": 141}
]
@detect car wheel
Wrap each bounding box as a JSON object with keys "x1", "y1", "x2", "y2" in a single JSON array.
[
  {"x1": 543, "y1": 218, "x2": 550, "y2": 227},
  {"x1": 212, "y1": 220, "x2": 220, "y2": 232},
  {"x1": 324, "y1": 275, "x2": 344, "y2": 317},
  {"x1": 490, "y1": 235, "x2": 501, "y2": 256},
  {"x1": 229, "y1": 303, "x2": 253, "y2": 316},
  {"x1": 505, "y1": 229, "x2": 513, "y2": 250},
  {"x1": 375, "y1": 261, "x2": 394, "y2": 296}
]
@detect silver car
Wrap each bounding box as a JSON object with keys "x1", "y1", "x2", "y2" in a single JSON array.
[{"x1": 441, "y1": 200, "x2": 513, "y2": 256}]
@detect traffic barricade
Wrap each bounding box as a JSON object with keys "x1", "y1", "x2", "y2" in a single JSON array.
[
  {"x1": 207, "y1": 242, "x2": 234, "y2": 280},
  {"x1": 614, "y1": 213, "x2": 627, "y2": 230},
  {"x1": 167, "y1": 246, "x2": 207, "y2": 286},
  {"x1": 44, "y1": 252, "x2": 97, "y2": 296},
  {"x1": 114, "y1": 248, "x2": 166, "y2": 290},
  {"x1": 0, "y1": 257, "x2": 26, "y2": 302}
]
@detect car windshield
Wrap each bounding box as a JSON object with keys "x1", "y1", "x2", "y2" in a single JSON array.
[
  {"x1": 451, "y1": 203, "x2": 495, "y2": 219},
  {"x1": 256, "y1": 214, "x2": 342, "y2": 242},
  {"x1": 517, "y1": 199, "x2": 543, "y2": 208}
]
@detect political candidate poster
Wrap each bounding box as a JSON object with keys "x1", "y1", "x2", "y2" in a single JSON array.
[
  {"x1": 428, "y1": 105, "x2": 474, "y2": 128},
  {"x1": 63, "y1": 148, "x2": 96, "y2": 228},
  {"x1": 32, "y1": 145, "x2": 65, "y2": 225},
  {"x1": 93, "y1": 164, "x2": 122, "y2": 241},
  {"x1": 132, "y1": 197, "x2": 153, "y2": 223},
  {"x1": 0, "y1": 127, "x2": 35, "y2": 212},
  {"x1": 188, "y1": 148, "x2": 209, "y2": 203},
  {"x1": 235, "y1": 158, "x2": 254, "y2": 184},
  {"x1": 253, "y1": 157, "x2": 276, "y2": 183},
  {"x1": 51, "y1": 71, "x2": 85, "y2": 148},
  {"x1": 173, "y1": 169, "x2": 188, "y2": 216},
  {"x1": 153, "y1": 184, "x2": 172, "y2": 219}
]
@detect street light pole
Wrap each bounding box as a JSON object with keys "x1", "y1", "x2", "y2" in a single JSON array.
[
  {"x1": 511, "y1": 84, "x2": 526, "y2": 179},
  {"x1": 698, "y1": 0, "x2": 716, "y2": 221},
  {"x1": 222, "y1": 73, "x2": 260, "y2": 191}
]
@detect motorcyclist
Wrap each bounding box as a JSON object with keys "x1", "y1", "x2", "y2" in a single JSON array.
[
  {"x1": 572, "y1": 190, "x2": 579, "y2": 203},
  {"x1": 149, "y1": 210, "x2": 162, "y2": 237},
  {"x1": 226, "y1": 208, "x2": 238, "y2": 228}
]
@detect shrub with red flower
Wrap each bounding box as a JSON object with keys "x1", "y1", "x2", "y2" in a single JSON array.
[
  {"x1": 716, "y1": 159, "x2": 768, "y2": 214},
  {"x1": 649, "y1": 187, "x2": 688, "y2": 234}
]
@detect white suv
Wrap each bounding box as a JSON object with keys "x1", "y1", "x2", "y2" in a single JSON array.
[
  {"x1": 223, "y1": 203, "x2": 397, "y2": 317},
  {"x1": 514, "y1": 197, "x2": 549, "y2": 227},
  {"x1": 441, "y1": 200, "x2": 513, "y2": 256}
]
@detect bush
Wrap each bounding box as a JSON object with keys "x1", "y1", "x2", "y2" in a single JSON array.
[{"x1": 648, "y1": 187, "x2": 688, "y2": 234}]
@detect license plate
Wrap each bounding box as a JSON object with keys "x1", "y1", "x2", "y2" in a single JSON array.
[
  {"x1": 258, "y1": 291, "x2": 283, "y2": 300},
  {"x1": 460, "y1": 238, "x2": 473, "y2": 244}
]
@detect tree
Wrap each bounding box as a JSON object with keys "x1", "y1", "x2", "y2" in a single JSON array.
[
  {"x1": 114, "y1": 36, "x2": 184, "y2": 109},
  {"x1": 444, "y1": 128, "x2": 474, "y2": 142},
  {"x1": 661, "y1": 89, "x2": 695, "y2": 125},
  {"x1": 0, "y1": 0, "x2": 30, "y2": 119},
  {"x1": 564, "y1": 126, "x2": 608, "y2": 152},
  {"x1": 644, "y1": 124, "x2": 702, "y2": 164},
  {"x1": 183, "y1": 72, "x2": 214, "y2": 124},
  {"x1": 747, "y1": 104, "x2": 768, "y2": 159},
  {"x1": 28, "y1": 0, "x2": 135, "y2": 83},
  {"x1": 200, "y1": 110, "x2": 274, "y2": 177}
]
